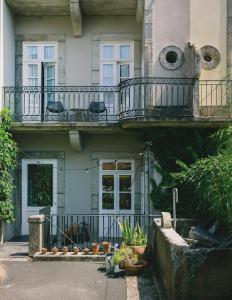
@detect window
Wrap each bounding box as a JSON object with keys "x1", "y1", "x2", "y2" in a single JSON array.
[
  {"x1": 100, "y1": 42, "x2": 134, "y2": 85},
  {"x1": 100, "y1": 160, "x2": 134, "y2": 213}
]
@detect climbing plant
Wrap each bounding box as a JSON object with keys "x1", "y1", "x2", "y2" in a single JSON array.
[{"x1": 0, "y1": 109, "x2": 18, "y2": 223}]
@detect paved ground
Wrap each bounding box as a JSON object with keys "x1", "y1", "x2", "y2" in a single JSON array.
[
  {"x1": 0, "y1": 242, "x2": 162, "y2": 300},
  {"x1": 0, "y1": 261, "x2": 127, "y2": 300}
]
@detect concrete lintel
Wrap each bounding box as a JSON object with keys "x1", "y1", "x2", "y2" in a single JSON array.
[
  {"x1": 136, "y1": 0, "x2": 144, "y2": 23},
  {"x1": 69, "y1": 130, "x2": 82, "y2": 151},
  {"x1": 70, "y1": 0, "x2": 82, "y2": 37}
]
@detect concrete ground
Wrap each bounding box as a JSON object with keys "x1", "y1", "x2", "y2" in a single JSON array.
[
  {"x1": 0, "y1": 261, "x2": 127, "y2": 300},
  {"x1": 0, "y1": 242, "x2": 161, "y2": 300}
]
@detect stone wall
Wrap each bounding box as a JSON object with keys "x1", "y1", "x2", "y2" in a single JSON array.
[{"x1": 153, "y1": 218, "x2": 232, "y2": 300}]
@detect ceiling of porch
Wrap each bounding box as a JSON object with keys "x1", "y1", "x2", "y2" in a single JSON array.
[{"x1": 7, "y1": 0, "x2": 138, "y2": 16}]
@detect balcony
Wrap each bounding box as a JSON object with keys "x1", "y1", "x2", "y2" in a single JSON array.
[{"x1": 3, "y1": 78, "x2": 232, "y2": 129}]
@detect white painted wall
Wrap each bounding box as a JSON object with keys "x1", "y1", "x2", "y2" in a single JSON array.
[
  {"x1": 15, "y1": 15, "x2": 142, "y2": 85},
  {"x1": 0, "y1": 0, "x2": 15, "y2": 110},
  {"x1": 152, "y1": 0, "x2": 190, "y2": 77},
  {"x1": 190, "y1": 0, "x2": 227, "y2": 80}
]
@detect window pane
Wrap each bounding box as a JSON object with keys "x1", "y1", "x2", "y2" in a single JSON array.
[
  {"x1": 119, "y1": 193, "x2": 131, "y2": 210},
  {"x1": 120, "y1": 45, "x2": 130, "y2": 59},
  {"x1": 28, "y1": 164, "x2": 53, "y2": 207},
  {"x1": 120, "y1": 64, "x2": 130, "y2": 78},
  {"x1": 119, "y1": 175, "x2": 131, "y2": 192},
  {"x1": 28, "y1": 64, "x2": 38, "y2": 77},
  {"x1": 28, "y1": 78, "x2": 38, "y2": 86},
  {"x1": 47, "y1": 65, "x2": 55, "y2": 79},
  {"x1": 27, "y1": 46, "x2": 38, "y2": 59},
  {"x1": 103, "y1": 64, "x2": 113, "y2": 77},
  {"x1": 44, "y1": 46, "x2": 55, "y2": 59},
  {"x1": 102, "y1": 193, "x2": 114, "y2": 209},
  {"x1": 102, "y1": 45, "x2": 113, "y2": 59},
  {"x1": 117, "y1": 162, "x2": 131, "y2": 170},
  {"x1": 102, "y1": 162, "x2": 116, "y2": 170},
  {"x1": 102, "y1": 175, "x2": 114, "y2": 192}
]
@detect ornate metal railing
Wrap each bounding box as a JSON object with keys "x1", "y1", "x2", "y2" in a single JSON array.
[
  {"x1": 3, "y1": 85, "x2": 119, "y2": 123},
  {"x1": 119, "y1": 77, "x2": 197, "y2": 120},
  {"x1": 44, "y1": 214, "x2": 156, "y2": 250},
  {"x1": 4, "y1": 79, "x2": 232, "y2": 124},
  {"x1": 199, "y1": 80, "x2": 232, "y2": 118}
]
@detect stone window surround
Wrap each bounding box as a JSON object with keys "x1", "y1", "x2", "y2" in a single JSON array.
[
  {"x1": 92, "y1": 33, "x2": 142, "y2": 85},
  {"x1": 15, "y1": 34, "x2": 66, "y2": 87}
]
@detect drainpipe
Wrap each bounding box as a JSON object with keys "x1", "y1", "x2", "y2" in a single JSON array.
[{"x1": 172, "y1": 188, "x2": 178, "y2": 230}]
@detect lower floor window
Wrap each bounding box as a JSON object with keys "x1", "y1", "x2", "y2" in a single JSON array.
[{"x1": 100, "y1": 160, "x2": 134, "y2": 212}]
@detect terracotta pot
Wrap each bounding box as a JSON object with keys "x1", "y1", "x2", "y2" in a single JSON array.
[
  {"x1": 83, "y1": 248, "x2": 89, "y2": 255},
  {"x1": 92, "y1": 243, "x2": 100, "y2": 255},
  {"x1": 51, "y1": 247, "x2": 58, "y2": 255},
  {"x1": 131, "y1": 246, "x2": 146, "y2": 256},
  {"x1": 41, "y1": 248, "x2": 47, "y2": 255},
  {"x1": 73, "y1": 247, "x2": 79, "y2": 255},
  {"x1": 63, "y1": 246, "x2": 68, "y2": 255},
  {"x1": 123, "y1": 259, "x2": 147, "y2": 275},
  {"x1": 102, "y1": 242, "x2": 111, "y2": 254}
]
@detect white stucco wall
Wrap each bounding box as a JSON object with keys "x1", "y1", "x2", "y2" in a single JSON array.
[
  {"x1": 190, "y1": 0, "x2": 227, "y2": 80},
  {"x1": 14, "y1": 132, "x2": 143, "y2": 215},
  {"x1": 15, "y1": 15, "x2": 142, "y2": 86},
  {"x1": 0, "y1": 0, "x2": 15, "y2": 110},
  {"x1": 152, "y1": 0, "x2": 190, "y2": 77}
]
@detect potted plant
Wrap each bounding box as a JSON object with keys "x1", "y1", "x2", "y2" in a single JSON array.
[
  {"x1": 102, "y1": 241, "x2": 111, "y2": 254},
  {"x1": 92, "y1": 242, "x2": 100, "y2": 255},
  {"x1": 112, "y1": 246, "x2": 133, "y2": 272},
  {"x1": 117, "y1": 219, "x2": 148, "y2": 256}
]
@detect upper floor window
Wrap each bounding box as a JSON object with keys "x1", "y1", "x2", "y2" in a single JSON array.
[
  {"x1": 100, "y1": 42, "x2": 134, "y2": 86},
  {"x1": 23, "y1": 42, "x2": 58, "y2": 87}
]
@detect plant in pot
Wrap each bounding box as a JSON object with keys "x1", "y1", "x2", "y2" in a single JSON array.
[
  {"x1": 112, "y1": 246, "x2": 133, "y2": 272},
  {"x1": 117, "y1": 219, "x2": 148, "y2": 256},
  {"x1": 92, "y1": 242, "x2": 100, "y2": 255}
]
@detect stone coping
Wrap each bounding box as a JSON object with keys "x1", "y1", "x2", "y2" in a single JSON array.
[{"x1": 33, "y1": 252, "x2": 106, "y2": 262}]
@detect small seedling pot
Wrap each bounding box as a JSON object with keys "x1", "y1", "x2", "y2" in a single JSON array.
[
  {"x1": 92, "y1": 243, "x2": 100, "y2": 255},
  {"x1": 51, "y1": 247, "x2": 58, "y2": 255},
  {"x1": 73, "y1": 247, "x2": 79, "y2": 255},
  {"x1": 102, "y1": 242, "x2": 111, "y2": 254},
  {"x1": 63, "y1": 246, "x2": 68, "y2": 255},
  {"x1": 41, "y1": 248, "x2": 47, "y2": 255}
]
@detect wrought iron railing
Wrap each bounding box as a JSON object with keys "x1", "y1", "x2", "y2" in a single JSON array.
[
  {"x1": 4, "y1": 78, "x2": 232, "y2": 123},
  {"x1": 3, "y1": 85, "x2": 118, "y2": 123},
  {"x1": 199, "y1": 80, "x2": 232, "y2": 118},
  {"x1": 118, "y1": 77, "x2": 197, "y2": 120},
  {"x1": 44, "y1": 214, "x2": 155, "y2": 250}
]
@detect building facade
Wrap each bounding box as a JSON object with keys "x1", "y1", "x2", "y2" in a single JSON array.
[{"x1": 0, "y1": 0, "x2": 230, "y2": 240}]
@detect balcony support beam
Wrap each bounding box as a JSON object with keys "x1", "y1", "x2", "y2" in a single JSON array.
[
  {"x1": 69, "y1": 130, "x2": 83, "y2": 152},
  {"x1": 136, "y1": 0, "x2": 144, "y2": 23},
  {"x1": 70, "y1": 0, "x2": 82, "y2": 37}
]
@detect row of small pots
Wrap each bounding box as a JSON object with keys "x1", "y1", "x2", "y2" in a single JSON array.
[{"x1": 40, "y1": 241, "x2": 112, "y2": 256}]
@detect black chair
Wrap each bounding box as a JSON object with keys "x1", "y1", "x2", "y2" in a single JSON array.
[
  {"x1": 89, "y1": 101, "x2": 107, "y2": 121},
  {"x1": 46, "y1": 101, "x2": 67, "y2": 121}
]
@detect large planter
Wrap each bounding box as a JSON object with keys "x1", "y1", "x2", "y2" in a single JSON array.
[
  {"x1": 131, "y1": 245, "x2": 146, "y2": 256},
  {"x1": 123, "y1": 259, "x2": 147, "y2": 275}
]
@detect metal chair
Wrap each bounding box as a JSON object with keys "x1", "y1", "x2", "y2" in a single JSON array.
[
  {"x1": 46, "y1": 101, "x2": 68, "y2": 121},
  {"x1": 89, "y1": 101, "x2": 108, "y2": 122}
]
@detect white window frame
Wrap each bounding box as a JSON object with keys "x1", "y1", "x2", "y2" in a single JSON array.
[
  {"x1": 22, "y1": 42, "x2": 58, "y2": 86},
  {"x1": 99, "y1": 159, "x2": 135, "y2": 215},
  {"x1": 99, "y1": 42, "x2": 134, "y2": 86}
]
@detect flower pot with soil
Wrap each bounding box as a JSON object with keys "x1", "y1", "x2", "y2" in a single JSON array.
[
  {"x1": 73, "y1": 247, "x2": 79, "y2": 255},
  {"x1": 51, "y1": 247, "x2": 58, "y2": 255},
  {"x1": 92, "y1": 243, "x2": 100, "y2": 255},
  {"x1": 41, "y1": 248, "x2": 47, "y2": 255},
  {"x1": 102, "y1": 241, "x2": 111, "y2": 254},
  {"x1": 63, "y1": 246, "x2": 68, "y2": 255}
]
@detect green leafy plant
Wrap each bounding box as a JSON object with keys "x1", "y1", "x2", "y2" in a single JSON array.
[
  {"x1": 112, "y1": 246, "x2": 133, "y2": 265},
  {"x1": 0, "y1": 109, "x2": 18, "y2": 223},
  {"x1": 117, "y1": 219, "x2": 148, "y2": 246}
]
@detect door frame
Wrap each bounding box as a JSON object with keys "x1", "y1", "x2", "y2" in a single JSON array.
[{"x1": 21, "y1": 159, "x2": 58, "y2": 235}]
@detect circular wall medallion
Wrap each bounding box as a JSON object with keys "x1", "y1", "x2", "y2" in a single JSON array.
[
  {"x1": 159, "y1": 46, "x2": 184, "y2": 70},
  {"x1": 199, "y1": 45, "x2": 220, "y2": 70}
]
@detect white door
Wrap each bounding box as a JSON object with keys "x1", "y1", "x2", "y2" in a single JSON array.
[
  {"x1": 99, "y1": 160, "x2": 134, "y2": 237},
  {"x1": 22, "y1": 159, "x2": 57, "y2": 235}
]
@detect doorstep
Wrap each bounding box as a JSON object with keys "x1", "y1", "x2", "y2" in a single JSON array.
[{"x1": 33, "y1": 252, "x2": 106, "y2": 262}]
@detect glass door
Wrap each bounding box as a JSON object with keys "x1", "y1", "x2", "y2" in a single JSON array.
[{"x1": 22, "y1": 159, "x2": 57, "y2": 235}]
